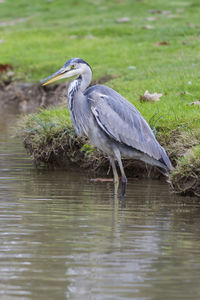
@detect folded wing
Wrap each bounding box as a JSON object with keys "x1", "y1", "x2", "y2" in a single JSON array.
[{"x1": 85, "y1": 85, "x2": 171, "y2": 169}]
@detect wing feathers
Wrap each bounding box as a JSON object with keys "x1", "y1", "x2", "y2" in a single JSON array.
[{"x1": 85, "y1": 85, "x2": 170, "y2": 168}]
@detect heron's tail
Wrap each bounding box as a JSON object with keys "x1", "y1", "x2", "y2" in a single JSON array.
[
  {"x1": 157, "y1": 166, "x2": 171, "y2": 177},
  {"x1": 158, "y1": 146, "x2": 172, "y2": 174}
]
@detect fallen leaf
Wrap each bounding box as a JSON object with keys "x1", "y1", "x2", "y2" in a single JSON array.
[
  {"x1": 68, "y1": 35, "x2": 78, "y2": 39},
  {"x1": 187, "y1": 23, "x2": 200, "y2": 29},
  {"x1": 0, "y1": 64, "x2": 13, "y2": 73},
  {"x1": 187, "y1": 101, "x2": 200, "y2": 106},
  {"x1": 167, "y1": 14, "x2": 180, "y2": 19},
  {"x1": 142, "y1": 25, "x2": 154, "y2": 29},
  {"x1": 0, "y1": 39, "x2": 3, "y2": 44},
  {"x1": 148, "y1": 9, "x2": 171, "y2": 15},
  {"x1": 146, "y1": 17, "x2": 156, "y2": 22},
  {"x1": 182, "y1": 40, "x2": 189, "y2": 45},
  {"x1": 140, "y1": 90, "x2": 163, "y2": 102},
  {"x1": 153, "y1": 41, "x2": 170, "y2": 46},
  {"x1": 179, "y1": 91, "x2": 192, "y2": 96},
  {"x1": 115, "y1": 17, "x2": 131, "y2": 23}
]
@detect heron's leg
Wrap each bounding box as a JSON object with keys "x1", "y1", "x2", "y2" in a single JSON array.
[
  {"x1": 109, "y1": 156, "x2": 119, "y2": 195},
  {"x1": 113, "y1": 149, "x2": 127, "y2": 197}
]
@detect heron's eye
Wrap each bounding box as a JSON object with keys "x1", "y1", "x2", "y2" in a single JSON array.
[{"x1": 71, "y1": 64, "x2": 75, "y2": 69}]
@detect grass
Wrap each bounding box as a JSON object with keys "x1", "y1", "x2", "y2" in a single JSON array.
[
  {"x1": 171, "y1": 146, "x2": 200, "y2": 196},
  {"x1": 19, "y1": 106, "x2": 108, "y2": 171},
  {"x1": 1, "y1": 0, "x2": 200, "y2": 195}
]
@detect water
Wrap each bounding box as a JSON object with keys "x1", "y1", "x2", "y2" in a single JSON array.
[{"x1": 0, "y1": 113, "x2": 200, "y2": 300}]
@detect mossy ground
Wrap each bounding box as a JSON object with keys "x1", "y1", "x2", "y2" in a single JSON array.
[{"x1": 1, "y1": 0, "x2": 200, "y2": 196}]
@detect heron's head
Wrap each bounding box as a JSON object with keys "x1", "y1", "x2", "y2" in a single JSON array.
[{"x1": 42, "y1": 58, "x2": 92, "y2": 86}]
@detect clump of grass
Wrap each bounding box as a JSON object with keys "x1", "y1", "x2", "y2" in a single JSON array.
[
  {"x1": 170, "y1": 146, "x2": 200, "y2": 197},
  {"x1": 157, "y1": 128, "x2": 200, "y2": 165},
  {"x1": 18, "y1": 106, "x2": 107, "y2": 171},
  {"x1": 157, "y1": 128, "x2": 200, "y2": 196}
]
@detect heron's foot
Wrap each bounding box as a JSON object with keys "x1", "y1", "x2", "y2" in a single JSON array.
[
  {"x1": 90, "y1": 177, "x2": 113, "y2": 182},
  {"x1": 121, "y1": 176, "x2": 127, "y2": 198}
]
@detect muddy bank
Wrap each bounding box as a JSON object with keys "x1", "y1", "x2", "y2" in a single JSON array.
[{"x1": 0, "y1": 81, "x2": 67, "y2": 113}]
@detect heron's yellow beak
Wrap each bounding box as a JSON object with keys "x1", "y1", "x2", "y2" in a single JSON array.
[
  {"x1": 42, "y1": 73, "x2": 64, "y2": 86},
  {"x1": 42, "y1": 66, "x2": 69, "y2": 86}
]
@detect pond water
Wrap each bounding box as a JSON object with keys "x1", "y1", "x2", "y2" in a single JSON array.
[{"x1": 0, "y1": 112, "x2": 200, "y2": 300}]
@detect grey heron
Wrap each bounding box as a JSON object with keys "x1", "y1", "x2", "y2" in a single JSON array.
[{"x1": 42, "y1": 58, "x2": 172, "y2": 196}]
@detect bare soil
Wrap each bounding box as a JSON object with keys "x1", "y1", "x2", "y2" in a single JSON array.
[{"x1": 0, "y1": 81, "x2": 67, "y2": 113}]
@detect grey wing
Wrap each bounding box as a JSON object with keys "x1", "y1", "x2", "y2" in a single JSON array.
[{"x1": 86, "y1": 85, "x2": 170, "y2": 167}]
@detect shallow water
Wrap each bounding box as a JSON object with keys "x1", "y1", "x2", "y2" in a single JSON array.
[{"x1": 0, "y1": 113, "x2": 200, "y2": 300}]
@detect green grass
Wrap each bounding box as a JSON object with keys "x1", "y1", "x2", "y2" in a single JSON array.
[
  {"x1": 1, "y1": 0, "x2": 200, "y2": 195},
  {"x1": 1, "y1": 0, "x2": 200, "y2": 130},
  {"x1": 171, "y1": 145, "x2": 200, "y2": 196}
]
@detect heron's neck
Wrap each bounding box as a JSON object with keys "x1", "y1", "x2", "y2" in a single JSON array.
[
  {"x1": 68, "y1": 69, "x2": 92, "y2": 97},
  {"x1": 79, "y1": 70, "x2": 92, "y2": 92},
  {"x1": 67, "y1": 71, "x2": 92, "y2": 136}
]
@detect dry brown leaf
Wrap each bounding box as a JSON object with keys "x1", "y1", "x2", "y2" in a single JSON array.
[
  {"x1": 187, "y1": 23, "x2": 200, "y2": 29},
  {"x1": 0, "y1": 64, "x2": 14, "y2": 73},
  {"x1": 179, "y1": 91, "x2": 192, "y2": 96},
  {"x1": 146, "y1": 17, "x2": 156, "y2": 22},
  {"x1": 68, "y1": 35, "x2": 78, "y2": 39},
  {"x1": 187, "y1": 101, "x2": 200, "y2": 106},
  {"x1": 167, "y1": 14, "x2": 180, "y2": 19},
  {"x1": 142, "y1": 25, "x2": 154, "y2": 30},
  {"x1": 148, "y1": 9, "x2": 171, "y2": 15},
  {"x1": 115, "y1": 17, "x2": 131, "y2": 23},
  {"x1": 182, "y1": 40, "x2": 189, "y2": 45},
  {"x1": 140, "y1": 90, "x2": 163, "y2": 102},
  {"x1": 153, "y1": 41, "x2": 170, "y2": 46}
]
